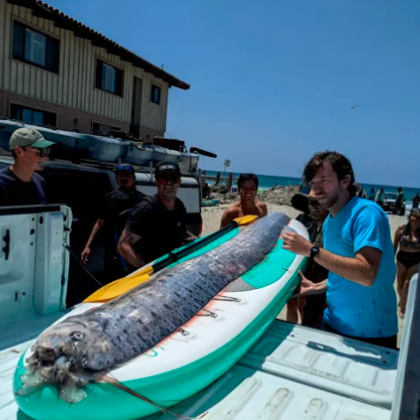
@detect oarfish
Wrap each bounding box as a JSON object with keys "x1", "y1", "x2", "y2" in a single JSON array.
[{"x1": 18, "y1": 212, "x2": 290, "y2": 403}]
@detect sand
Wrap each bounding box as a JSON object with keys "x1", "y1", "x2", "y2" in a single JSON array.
[{"x1": 201, "y1": 201, "x2": 406, "y2": 346}]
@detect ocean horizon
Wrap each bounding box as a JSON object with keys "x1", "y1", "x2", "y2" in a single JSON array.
[{"x1": 204, "y1": 170, "x2": 420, "y2": 205}]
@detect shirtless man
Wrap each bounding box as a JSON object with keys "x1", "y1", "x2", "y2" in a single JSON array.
[{"x1": 220, "y1": 173, "x2": 268, "y2": 228}]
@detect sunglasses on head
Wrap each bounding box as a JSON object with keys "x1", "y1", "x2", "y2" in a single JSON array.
[
  {"x1": 117, "y1": 165, "x2": 134, "y2": 172},
  {"x1": 23, "y1": 146, "x2": 50, "y2": 158}
]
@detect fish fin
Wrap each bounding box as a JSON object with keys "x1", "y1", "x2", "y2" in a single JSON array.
[
  {"x1": 15, "y1": 384, "x2": 45, "y2": 397},
  {"x1": 25, "y1": 353, "x2": 38, "y2": 366},
  {"x1": 20, "y1": 370, "x2": 44, "y2": 388},
  {"x1": 59, "y1": 383, "x2": 87, "y2": 404},
  {"x1": 70, "y1": 370, "x2": 97, "y2": 387}
]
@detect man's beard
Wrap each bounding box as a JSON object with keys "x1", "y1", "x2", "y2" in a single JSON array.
[{"x1": 326, "y1": 188, "x2": 340, "y2": 208}]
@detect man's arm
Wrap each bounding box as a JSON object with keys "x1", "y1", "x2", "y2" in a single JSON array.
[
  {"x1": 314, "y1": 246, "x2": 381, "y2": 287},
  {"x1": 183, "y1": 230, "x2": 198, "y2": 244},
  {"x1": 220, "y1": 208, "x2": 236, "y2": 229},
  {"x1": 282, "y1": 232, "x2": 381, "y2": 287},
  {"x1": 259, "y1": 202, "x2": 268, "y2": 217},
  {"x1": 117, "y1": 229, "x2": 146, "y2": 268},
  {"x1": 81, "y1": 219, "x2": 105, "y2": 263}
]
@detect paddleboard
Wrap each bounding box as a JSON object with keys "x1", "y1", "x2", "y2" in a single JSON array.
[{"x1": 14, "y1": 214, "x2": 308, "y2": 420}]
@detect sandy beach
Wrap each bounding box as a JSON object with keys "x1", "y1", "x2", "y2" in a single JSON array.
[{"x1": 201, "y1": 194, "x2": 406, "y2": 346}]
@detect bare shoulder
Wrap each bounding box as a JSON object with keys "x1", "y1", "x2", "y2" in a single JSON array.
[
  {"x1": 223, "y1": 204, "x2": 241, "y2": 218},
  {"x1": 256, "y1": 200, "x2": 268, "y2": 215},
  {"x1": 221, "y1": 203, "x2": 241, "y2": 228}
]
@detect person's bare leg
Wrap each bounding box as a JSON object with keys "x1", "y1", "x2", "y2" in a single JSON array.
[
  {"x1": 396, "y1": 261, "x2": 408, "y2": 318},
  {"x1": 401, "y1": 263, "x2": 420, "y2": 316},
  {"x1": 297, "y1": 296, "x2": 305, "y2": 322},
  {"x1": 287, "y1": 298, "x2": 299, "y2": 323}
]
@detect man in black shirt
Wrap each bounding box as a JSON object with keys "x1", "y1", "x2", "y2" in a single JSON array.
[
  {"x1": 118, "y1": 161, "x2": 197, "y2": 268},
  {"x1": 81, "y1": 164, "x2": 145, "y2": 279},
  {"x1": 0, "y1": 128, "x2": 55, "y2": 206}
]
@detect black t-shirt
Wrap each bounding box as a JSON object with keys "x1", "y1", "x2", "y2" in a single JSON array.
[
  {"x1": 98, "y1": 188, "x2": 145, "y2": 241},
  {"x1": 0, "y1": 167, "x2": 45, "y2": 206},
  {"x1": 125, "y1": 194, "x2": 188, "y2": 264}
]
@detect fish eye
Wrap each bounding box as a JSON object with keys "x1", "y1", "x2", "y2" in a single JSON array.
[{"x1": 70, "y1": 332, "x2": 84, "y2": 341}]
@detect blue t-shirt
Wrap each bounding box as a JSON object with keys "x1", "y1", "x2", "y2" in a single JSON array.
[{"x1": 323, "y1": 197, "x2": 397, "y2": 338}]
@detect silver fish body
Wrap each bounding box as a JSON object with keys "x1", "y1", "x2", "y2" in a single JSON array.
[{"x1": 21, "y1": 212, "x2": 291, "y2": 402}]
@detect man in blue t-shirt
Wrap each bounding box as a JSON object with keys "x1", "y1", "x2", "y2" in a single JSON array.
[
  {"x1": 283, "y1": 151, "x2": 398, "y2": 349},
  {"x1": 0, "y1": 128, "x2": 55, "y2": 206}
]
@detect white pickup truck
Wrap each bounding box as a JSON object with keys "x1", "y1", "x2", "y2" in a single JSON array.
[{"x1": 0, "y1": 205, "x2": 418, "y2": 420}]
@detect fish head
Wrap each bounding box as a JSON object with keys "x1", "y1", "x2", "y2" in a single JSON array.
[
  {"x1": 19, "y1": 317, "x2": 118, "y2": 404},
  {"x1": 30, "y1": 318, "x2": 116, "y2": 376}
]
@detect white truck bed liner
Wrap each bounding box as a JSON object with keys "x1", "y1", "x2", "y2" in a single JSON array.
[{"x1": 0, "y1": 321, "x2": 397, "y2": 420}]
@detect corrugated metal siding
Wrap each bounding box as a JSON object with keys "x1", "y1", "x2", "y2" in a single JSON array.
[{"x1": 0, "y1": 0, "x2": 169, "y2": 132}]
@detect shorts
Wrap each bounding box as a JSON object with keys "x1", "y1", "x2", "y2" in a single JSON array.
[{"x1": 302, "y1": 293, "x2": 326, "y2": 329}]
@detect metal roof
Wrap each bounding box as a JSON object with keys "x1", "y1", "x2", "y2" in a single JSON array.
[{"x1": 6, "y1": 0, "x2": 190, "y2": 90}]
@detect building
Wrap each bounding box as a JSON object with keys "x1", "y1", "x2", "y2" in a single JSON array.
[{"x1": 0, "y1": 0, "x2": 190, "y2": 141}]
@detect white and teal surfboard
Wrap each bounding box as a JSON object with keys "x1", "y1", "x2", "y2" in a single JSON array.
[{"x1": 14, "y1": 217, "x2": 308, "y2": 420}]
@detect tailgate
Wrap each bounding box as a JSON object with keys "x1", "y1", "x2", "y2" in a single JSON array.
[{"x1": 0, "y1": 341, "x2": 33, "y2": 420}]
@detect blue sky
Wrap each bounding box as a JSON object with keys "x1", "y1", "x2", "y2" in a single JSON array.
[{"x1": 51, "y1": 0, "x2": 420, "y2": 187}]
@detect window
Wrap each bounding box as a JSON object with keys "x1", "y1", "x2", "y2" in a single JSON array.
[
  {"x1": 92, "y1": 122, "x2": 121, "y2": 135},
  {"x1": 10, "y1": 104, "x2": 57, "y2": 126},
  {"x1": 151, "y1": 84, "x2": 161, "y2": 104},
  {"x1": 13, "y1": 21, "x2": 59, "y2": 73},
  {"x1": 96, "y1": 60, "x2": 124, "y2": 96}
]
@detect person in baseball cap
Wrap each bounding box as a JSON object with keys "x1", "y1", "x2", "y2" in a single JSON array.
[
  {"x1": 9, "y1": 127, "x2": 55, "y2": 151},
  {"x1": 0, "y1": 128, "x2": 55, "y2": 206},
  {"x1": 154, "y1": 161, "x2": 181, "y2": 178},
  {"x1": 118, "y1": 160, "x2": 197, "y2": 269},
  {"x1": 81, "y1": 162, "x2": 145, "y2": 282}
]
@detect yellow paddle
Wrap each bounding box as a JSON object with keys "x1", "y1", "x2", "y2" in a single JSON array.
[{"x1": 83, "y1": 214, "x2": 259, "y2": 303}]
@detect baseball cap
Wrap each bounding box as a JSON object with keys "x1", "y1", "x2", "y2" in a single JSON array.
[
  {"x1": 291, "y1": 189, "x2": 316, "y2": 213},
  {"x1": 155, "y1": 161, "x2": 181, "y2": 177},
  {"x1": 9, "y1": 128, "x2": 56, "y2": 150},
  {"x1": 116, "y1": 164, "x2": 135, "y2": 174}
]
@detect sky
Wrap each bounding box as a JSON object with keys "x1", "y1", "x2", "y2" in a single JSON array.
[{"x1": 50, "y1": 0, "x2": 420, "y2": 187}]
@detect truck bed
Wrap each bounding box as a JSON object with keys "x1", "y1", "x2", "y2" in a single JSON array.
[{"x1": 1, "y1": 321, "x2": 398, "y2": 420}]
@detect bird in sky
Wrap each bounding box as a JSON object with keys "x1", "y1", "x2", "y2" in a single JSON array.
[{"x1": 351, "y1": 105, "x2": 359, "y2": 109}]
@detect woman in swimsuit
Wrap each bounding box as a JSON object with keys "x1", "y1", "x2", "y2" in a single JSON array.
[{"x1": 394, "y1": 208, "x2": 420, "y2": 318}]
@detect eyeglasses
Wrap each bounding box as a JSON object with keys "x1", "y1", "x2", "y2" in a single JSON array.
[{"x1": 24, "y1": 146, "x2": 50, "y2": 158}]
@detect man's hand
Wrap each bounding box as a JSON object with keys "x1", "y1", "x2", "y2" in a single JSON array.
[
  {"x1": 81, "y1": 247, "x2": 91, "y2": 264},
  {"x1": 293, "y1": 271, "x2": 327, "y2": 297},
  {"x1": 282, "y1": 231, "x2": 313, "y2": 257}
]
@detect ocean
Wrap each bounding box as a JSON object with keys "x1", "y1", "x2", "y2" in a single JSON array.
[{"x1": 203, "y1": 170, "x2": 420, "y2": 206}]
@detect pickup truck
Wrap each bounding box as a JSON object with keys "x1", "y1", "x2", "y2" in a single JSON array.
[{"x1": 0, "y1": 205, "x2": 418, "y2": 420}]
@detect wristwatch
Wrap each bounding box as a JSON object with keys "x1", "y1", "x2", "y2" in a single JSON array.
[{"x1": 310, "y1": 246, "x2": 320, "y2": 260}]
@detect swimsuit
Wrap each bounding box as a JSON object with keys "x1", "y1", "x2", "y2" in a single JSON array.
[
  {"x1": 397, "y1": 250, "x2": 420, "y2": 270},
  {"x1": 397, "y1": 224, "x2": 420, "y2": 269}
]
